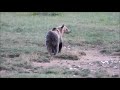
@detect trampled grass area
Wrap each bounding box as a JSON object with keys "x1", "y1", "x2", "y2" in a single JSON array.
[{"x1": 0, "y1": 12, "x2": 120, "y2": 78}]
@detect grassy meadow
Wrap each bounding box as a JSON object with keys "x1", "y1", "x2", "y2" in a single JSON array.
[{"x1": 0, "y1": 12, "x2": 120, "y2": 78}]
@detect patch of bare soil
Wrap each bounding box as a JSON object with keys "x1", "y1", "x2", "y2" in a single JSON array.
[
  {"x1": 31, "y1": 46, "x2": 120, "y2": 77},
  {"x1": 0, "y1": 46, "x2": 119, "y2": 78}
]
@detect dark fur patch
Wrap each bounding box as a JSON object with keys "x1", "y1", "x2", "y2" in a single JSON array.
[
  {"x1": 52, "y1": 28, "x2": 57, "y2": 31},
  {"x1": 59, "y1": 42, "x2": 62, "y2": 53},
  {"x1": 46, "y1": 31, "x2": 59, "y2": 55}
]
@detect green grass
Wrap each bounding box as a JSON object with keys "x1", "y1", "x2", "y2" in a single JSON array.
[
  {"x1": 0, "y1": 12, "x2": 120, "y2": 78},
  {"x1": 0, "y1": 12, "x2": 120, "y2": 53}
]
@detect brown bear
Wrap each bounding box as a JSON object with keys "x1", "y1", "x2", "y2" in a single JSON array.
[{"x1": 45, "y1": 24, "x2": 70, "y2": 56}]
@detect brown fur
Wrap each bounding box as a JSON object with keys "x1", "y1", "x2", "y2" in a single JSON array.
[{"x1": 45, "y1": 24, "x2": 70, "y2": 56}]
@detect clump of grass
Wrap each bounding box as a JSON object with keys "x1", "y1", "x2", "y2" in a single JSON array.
[
  {"x1": 38, "y1": 67, "x2": 68, "y2": 75},
  {"x1": 13, "y1": 60, "x2": 33, "y2": 69},
  {"x1": 63, "y1": 70, "x2": 78, "y2": 75},
  {"x1": 0, "y1": 54, "x2": 33, "y2": 72},
  {"x1": 0, "y1": 57, "x2": 7, "y2": 64},
  {"x1": 56, "y1": 54, "x2": 79, "y2": 60},
  {"x1": 111, "y1": 74, "x2": 119, "y2": 78},
  {"x1": 79, "y1": 69, "x2": 91, "y2": 77},
  {"x1": 94, "y1": 69, "x2": 110, "y2": 78},
  {"x1": 45, "y1": 70, "x2": 58, "y2": 74},
  {"x1": 0, "y1": 52, "x2": 20, "y2": 58},
  {"x1": 0, "y1": 61, "x2": 16, "y2": 71},
  {"x1": 100, "y1": 49, "x2": 111, "y2": 55},
  {"x1": 63, "y1": 68, "x2": 90, "y2": 77},
  {"x1": 55, "y1": 48, "x2": 80, "y2": 60},
  {"x1": 31, "y1": 55, "x2": 50, "y2": 63},
  {"x1": 15, "y1": 27, "x2": 23, "y2": 32},
  {"x1": 32, "y1": 12, "x2": 62, "y2": 16}
]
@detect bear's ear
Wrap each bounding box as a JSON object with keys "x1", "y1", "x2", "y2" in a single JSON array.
[
  {"x1": 61, "y1": 24, "x2": 64, "y2": 29},
  {"x1": 52, "y1": 28, "x2": 57, "y2": 31}
]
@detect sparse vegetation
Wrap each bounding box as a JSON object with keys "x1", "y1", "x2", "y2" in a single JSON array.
[
  {"x1": 94, "y1": 69, "x2": 110, "y2": 78},
  {"x1": 55, "y1": 54, "x2": 79, "y2": 60}
]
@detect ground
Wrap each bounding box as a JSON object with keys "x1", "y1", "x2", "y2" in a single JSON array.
[{"x1": 0, "y1": 12, "x2": 120, "y2": 78}]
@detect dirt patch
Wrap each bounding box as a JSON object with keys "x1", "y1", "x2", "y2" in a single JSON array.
[
  {"x1": 54, "y1": 47, "x2": 87, "y2": 60},
  {"x1": 1, "y1": 46, "x2": 120, "y2": 78}
]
